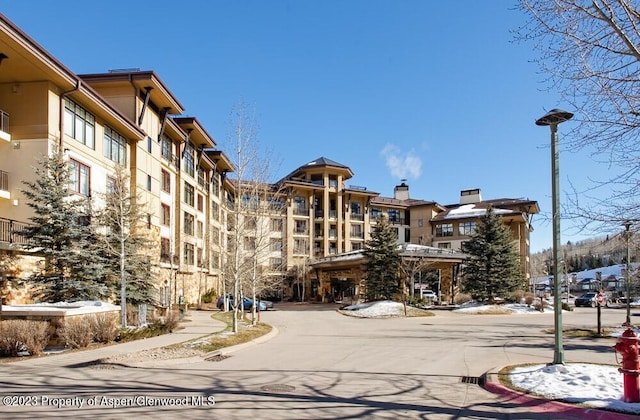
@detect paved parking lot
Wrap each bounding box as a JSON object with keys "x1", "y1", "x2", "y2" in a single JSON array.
[{"x1": 0, "y1": 303, "x2": 635, "y2": 419}]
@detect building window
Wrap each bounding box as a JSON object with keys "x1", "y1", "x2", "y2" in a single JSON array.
[
  {"x1": 293, "y1": 196, "x2": 307, "y2": 215},
  {"x1": 183, "y1": 143, "x2": 195, "y2": 177},
  {"x1": 435, "y1": 223, "x2": 454, "y2": 237},
  {"x1": 161, "y1": 204, "x2": 170, "y2": 226},
  {"x1": 161, "y1": 136, "x2": 172, "y2": 161},
  {"x1": 106, "y1": 176, "x2": 115, "y2": 194},
  {"x1": 160, "y1": 237, "x2": 171, "y2": 262},
  {"x1": 244, "y1": 236, "x2": 256, "y2": 251},
  {"x1": 388, "y1": 209, "x2": 401, "y2": 223},
  {"x1": 104, "y1": 126, "x2": 126, "y2": 165},
  {"x1": 350, "y1": 224, "x2": 363, "y2": 238},
  {"x1": 197, "y1": 221, "x2": 203, "y2": 239},
  {"x1": 438, "y1": 242, "x2": 452, "y2": 249},
  {"x1": 370, "y1": 207, "x2": 382, "y2": 220},
  {"x1": 211, "y1": 251, "x2": 220, "y2": 269},
  {"x1": 211, "y1": 201, "x2": 219, "y2": 220},
  {"x1": 197, "y1": 194, "x2": 204, "y2": 212},
  {"x1": 197, "y1": 167, "x2": 206, "y2": 187},
  {"x1": 147, "y1": 136, "x2": 152, "y2": 153},
  {"x1": 352, "y1": 242, "x2": 363, "y2": 251},
  {"x1": 211, "y1": 174, "x2": 220, "y2": 195},
  {"x1": 69, "y1": 159, "x2": 90, "y2": 196},
  {"x1": 459, "y1": 221, "x2": 476, "y2": 236},
  {"x1": 184, "y1": 212, "x2": 194, "y2": 236},
  {"x1": 294, "y1": 239, "x2": 308, "y2": 254},
  {"x1": 161, "y1": 170, "x2": 170, "y2": 193},
  {"x1": 212, "y1": 227, "x2": 220, "y2": 245},
  {"x1": 64, "y1": 99, "x2": 95, "y2": 148},
  {"x1": 270, "y1": 258, "x2": 283, "y2": 270},
  {"x1": 418, "y1": 219, "x2": 424, "y2": 227},
  {"x1": 351, "y1": 202, "x2": 361, "y2": 215},
  {"x1": 271, "y1": 218, "x2": 283, "y2": 232},
  {"x1": 184, "y1": 243, "x2": 195, "y2": 266},
  {"x1": 146, "y1": 174, "x2": 152, "y2": 191},
  {"x1": 295, "y1": 220, "x2": 308, "y2": 234},
  {"x1": 184, "y1": 182, "x2": 194, "y2": 207},
  {"x1": 270, "y1": 238, "x2": 283, "y2": 251}
]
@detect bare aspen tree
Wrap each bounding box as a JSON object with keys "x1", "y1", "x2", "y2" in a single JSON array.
[
  {"x1": 222, "y1": 100, "x2": 283, "y2": 332},
  {"x1": 516, "y1": 1, "x2": 640, "y2": 231},
  {"x1": 97, "y1": 165, "x2": 155, "y2": 327}
]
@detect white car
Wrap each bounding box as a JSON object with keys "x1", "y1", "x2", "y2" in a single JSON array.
[{"x1": 422, "y1": 290, "x2": 437, "y2": 301}]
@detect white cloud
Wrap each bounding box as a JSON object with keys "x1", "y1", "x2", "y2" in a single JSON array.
[{"x1": 380, "y1": 144, "x2": 422, "y2": 180}]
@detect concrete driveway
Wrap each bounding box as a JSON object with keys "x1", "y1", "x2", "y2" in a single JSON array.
[{"x1": 0, "y1": 303, "x2": 632, "y2": 419}]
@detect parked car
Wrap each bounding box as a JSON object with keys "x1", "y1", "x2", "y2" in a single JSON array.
[
  {"x1": 216, "y1": 295, "x2": 267, "y2": 311},
  {"x1": 259, "y1": 299, "x2": 274, "y2": 310},
  {"x1": 574, "y1": 292, "x2": 598, "y2": 307},
  {"x1": 422, "y1": 290, "x2": 437, "y2": 301}
]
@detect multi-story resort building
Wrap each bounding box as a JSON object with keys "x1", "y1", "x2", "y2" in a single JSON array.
[{"x1": 0, "y1": 14, "x2": 539, "y2": 307}]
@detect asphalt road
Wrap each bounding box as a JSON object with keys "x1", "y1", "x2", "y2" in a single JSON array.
[{"x1": 0, "y1": 303, "x2": 633, "y2": 419}]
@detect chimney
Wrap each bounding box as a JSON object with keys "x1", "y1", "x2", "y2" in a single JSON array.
[
  {"x1": 394, "y1": 179, "x2": 409, "y2": 200},
  {"x1": 460, "y1": 188, "x2": 482, "y2": 204}
]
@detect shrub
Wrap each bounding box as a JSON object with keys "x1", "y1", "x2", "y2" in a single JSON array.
[
  {"x1": 90, "y1": 313, "x2": 118, "y2": 343},
  {"x1": 60, "y1": 316, "x2": 93, "y2": 349},
  {"x1": 0, "y1": 320, "x2": 50, "y2": 357},
  {"x1": 524, "y1": 293, "x2": 535, "y2": 307},
  {"x1": 454, "y1": 293, "x2": 472, "y2": 305},
  {"x1": 201, "y1": 288, "x2": 217, "y2": 304},
  {"x1": 508, "y1": 290, "x2": 525, "y2": 304},
  {"x1": 117, "y1": 310, "x2": 181, "y2": 342}
]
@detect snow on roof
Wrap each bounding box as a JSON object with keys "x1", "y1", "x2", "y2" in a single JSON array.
[{"x1": 443, "y1": 204, "x2": 511, "y2": 220}]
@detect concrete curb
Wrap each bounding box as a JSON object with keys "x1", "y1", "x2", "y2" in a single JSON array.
[{"x1": 483, "y1": 372, "x2": 637, "y2": 420}]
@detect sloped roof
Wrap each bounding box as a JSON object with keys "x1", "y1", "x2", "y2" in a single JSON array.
[
  {"x1": 279, "y1": 156, "x2": 354, "y2": 183},
  {"x1": 302, "y1": 157, "x2": 349, "y2": 169}
]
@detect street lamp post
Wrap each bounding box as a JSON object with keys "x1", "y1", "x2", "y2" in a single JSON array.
[
  {"x1": 536, "y1": 108, "x2": 574, "y2": 365},
  {"x1": 624, "y1": 221, "x2": 632, "y2": 326}
]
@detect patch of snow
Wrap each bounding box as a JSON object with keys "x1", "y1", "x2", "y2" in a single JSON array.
[
  {"x1": 509, "y1": 363, "x2": 640, "y2": 415},
  {"x1": 342, "y1": 300, "x2": 406, "y2": 317},
  {"x1": 453, "y1": 303, "x2": 554, "y2": 314}
]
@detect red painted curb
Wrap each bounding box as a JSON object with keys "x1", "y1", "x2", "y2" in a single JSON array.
[{"x1": 484, "y1": 380, "x2": 637, "y2": 420}]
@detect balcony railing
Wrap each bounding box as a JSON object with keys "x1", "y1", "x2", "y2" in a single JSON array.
[
  {"x1": 0, "y1": 217, "x2": 30, "y2": 245},
  {"x1": 293, "y1": 208, "x2": 309, "y2": 216},
  {"x1": 351, "y1": 213, "x2": 364, "y2": 221}
]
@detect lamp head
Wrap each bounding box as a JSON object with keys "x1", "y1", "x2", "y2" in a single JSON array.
[{"x1": 535, "y1": 109, "x2": 574, "y2": 126}]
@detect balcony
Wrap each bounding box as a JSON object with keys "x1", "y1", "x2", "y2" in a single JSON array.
[
  {"x1": 351, "y1": 213, "x2": 364, "y2": 221},
  {"x1": 0, "y1": 217, "x2": 30, "y2": 246},
  {"x1": 389, "y1": 218, "x2": 406, "y2": 225},
  {"x1": 293, "y1": 208, "x2": 309, "y2": 216},
  {"x1": 0, "y1": 110, "x2": 10, "y2": 142}
]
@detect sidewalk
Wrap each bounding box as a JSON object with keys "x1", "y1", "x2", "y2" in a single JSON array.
[{"x1": 3, "y1": 309, "x2": 227, "y2": 369}]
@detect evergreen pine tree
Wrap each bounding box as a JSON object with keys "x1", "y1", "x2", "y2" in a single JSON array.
[
  {"x1": 96, "y1": 165, "x2": 156, "y2": 326},
  {"x1": 21, "y1": 148, "x2": 109, "y2": 302},
  {"x1": 461, "y1": 207, "x2": 523, "y2": 302},
  {"x1": 363, "y1": 217, "x2": 401, "y2": 301}
]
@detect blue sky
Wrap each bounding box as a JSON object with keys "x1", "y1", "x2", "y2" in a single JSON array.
[{"x1": 2, "y1": 1, "x2": 605, "y2": 253}]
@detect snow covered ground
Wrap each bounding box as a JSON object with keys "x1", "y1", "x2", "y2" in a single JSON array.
[
  {"x1": 510, "y1": 363, "x2": 639, "y2": 415},
  {"x1": 342, "y1": 300, "x2": 640, "y2": 415}
]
